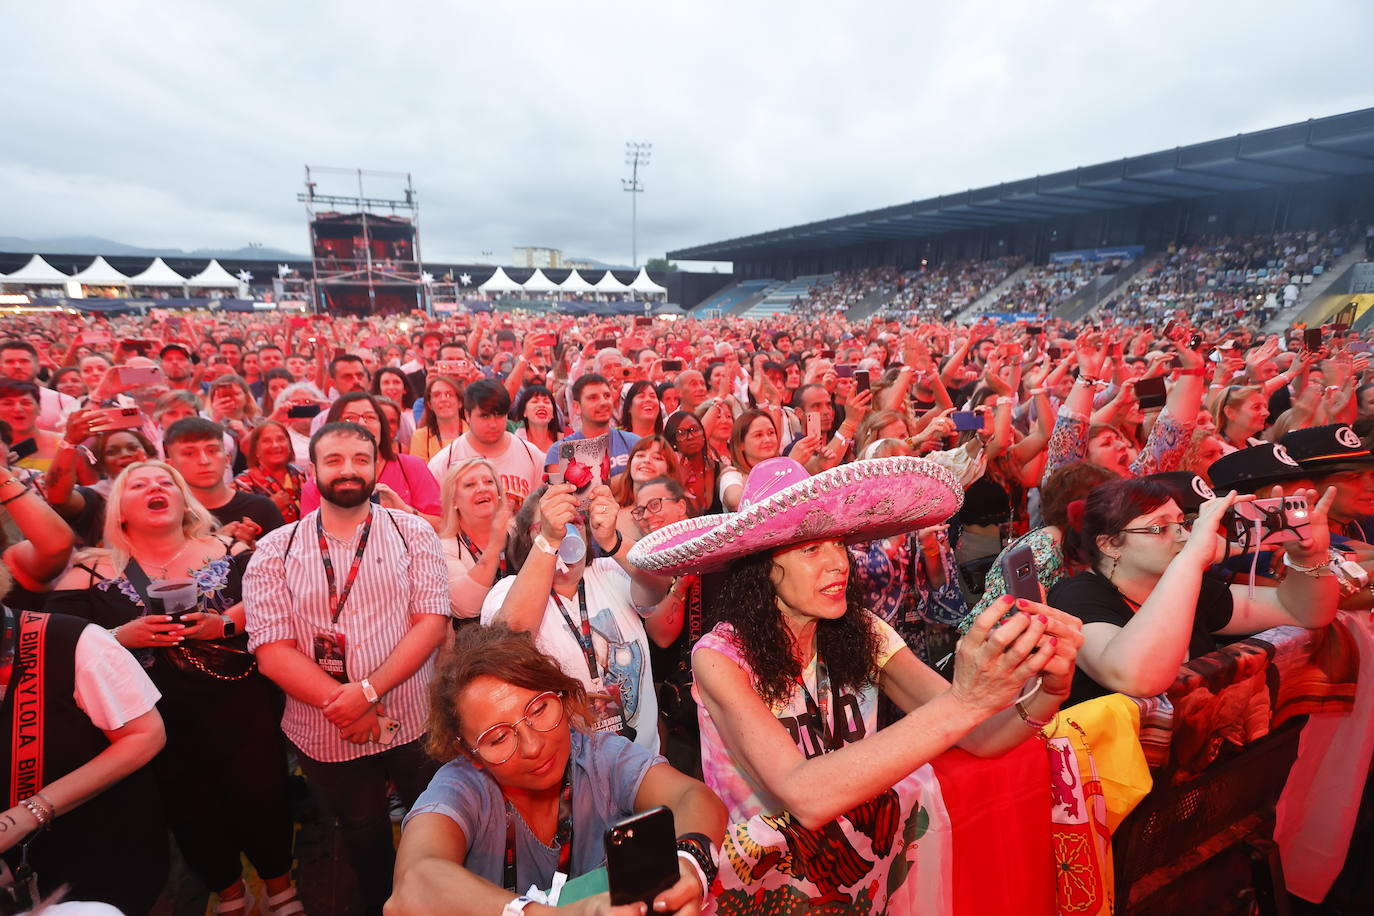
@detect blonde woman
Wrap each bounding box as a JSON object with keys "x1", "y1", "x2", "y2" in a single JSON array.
[
  {"x1": 439, "y1": 457, "x2": 515, "y2": 620},
  {"x1": 46, "y1": 462, "x2": 301, "y2": 916}
]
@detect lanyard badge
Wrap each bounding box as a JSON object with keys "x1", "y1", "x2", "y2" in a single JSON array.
[{"x1": 314, "y1": 513, "x2": 374, "y2": 682}]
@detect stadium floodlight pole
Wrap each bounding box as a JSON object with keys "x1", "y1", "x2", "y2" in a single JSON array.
[{"x1": 622, "y1": 141, "x2": 651, "y2": 269}]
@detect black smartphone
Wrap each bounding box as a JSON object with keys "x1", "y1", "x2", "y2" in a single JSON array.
[
  {"x1": 1303, "y1": 328, "x2": 1323, "y2": 351},
  {"x1": 605, "y1": 806, "x2": 678, "y2": 906},
  {"x1": 634, "y1": 316, "x2": 652, "y2": 327},
  {"x1": 9, "y1": 438, "x2": 37, "y2": 460},
  {"x1": 853, "y1": 369, "x2": 870, "y2": 392},
  {"x1": 287, "y1": 403, "x2": 322, "y2": 419},
  {"x1": 593, "y1": 337, "x2": 617, "y2": 350},
  {"x1": 1047, "y1": 345, "x2": 1063, "y2": 360},
  {"x1": 835, "y1": 364, "x2": 855, "y2": 379},
  {"x1": 1135, "y1": 375, "x2": 1167, "y2": 410},
  {"x1": 661, "y1": 359, "x2": 683, "y2": 372},
  {"x1": 1027, "y1": 325, "x2": 1043, "y2": 336},
  {"x1": 999, "y1": 543, "x2": 1043, "y2": 604}
]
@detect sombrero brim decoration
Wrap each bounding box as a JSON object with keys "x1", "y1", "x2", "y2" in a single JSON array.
[{"x1": 628, "y1": 455, "x2": 964, "y2": 576}]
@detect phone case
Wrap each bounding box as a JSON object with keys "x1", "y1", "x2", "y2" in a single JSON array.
[{"x1": 605, "y1": 806, "x2": 678, "y2": 905}]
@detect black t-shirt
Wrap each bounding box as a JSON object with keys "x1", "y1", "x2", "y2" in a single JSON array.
[
  {"x1": 206, "y1": 490, "x2": 285, "y2": 535},
  {"x1": 1047, "y1": 569, "x2": 1234, "y2": 708}
]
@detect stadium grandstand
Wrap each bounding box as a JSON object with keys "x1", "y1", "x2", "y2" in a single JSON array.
[{"x1": 678, "y1": 107, "x2": 1374, "y2": 328}]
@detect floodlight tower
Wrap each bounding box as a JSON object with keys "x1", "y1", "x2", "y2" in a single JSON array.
[{"x1": 622, "y1": 141, "x2": 651, "y2": 269}]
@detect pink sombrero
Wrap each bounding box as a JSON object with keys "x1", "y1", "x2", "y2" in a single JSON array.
[{"x1": 628, "y1": 455, "x2": 963, "y2": 576}]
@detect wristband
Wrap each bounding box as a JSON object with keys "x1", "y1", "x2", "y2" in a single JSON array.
[
  {"x1": 501, "y1": 896, "x2": 534, "y2": 915},
  {"x1": 359, "y1": 678, "x2": 380, "y2": 704},
  {"x1": 599, "y1": 530, "x2": 623, "y2": 557},
  {"x1": 533, "y1": 534, "x2": 559, "y2": 556},
  {"x1": 1015, "y1": 699, "x2": 1051, "y2": 731},
  {"x1": 676, "y1": 832, "x2": 719, "y2": 889}
]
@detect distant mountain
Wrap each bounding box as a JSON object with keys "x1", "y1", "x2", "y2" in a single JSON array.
[{"x1": 0, "y1": 235, "x2": 306, "y2": 260}]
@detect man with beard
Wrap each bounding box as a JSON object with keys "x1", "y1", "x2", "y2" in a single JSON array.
[
  {"x1": 245, "y1": 421, "x2": 449, "y2": 916},
  {"x1": 158, "y1": 343, "x2": 199, "y2": 393}
]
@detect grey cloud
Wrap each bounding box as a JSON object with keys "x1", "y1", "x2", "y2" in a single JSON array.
[{"x1": 2, "y1": 0, "x2": 1372, "y2": 265}]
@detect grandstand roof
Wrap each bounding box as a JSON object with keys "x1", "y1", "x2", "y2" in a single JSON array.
[{"x1": 669, "y1": 107, "x2": 1374, "y2": 261}]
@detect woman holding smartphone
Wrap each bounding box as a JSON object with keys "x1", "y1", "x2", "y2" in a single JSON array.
[
  {"x1": 391, "y1": 624, "x2": 726, "y2": 916},
  {"x1": 629, "y1": 456, "x2": 1081, "y2": 912}
]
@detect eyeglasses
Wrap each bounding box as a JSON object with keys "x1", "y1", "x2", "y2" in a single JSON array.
[
  {"x1": 1120, "y1": 521, "x2": 1191, "y2": 538},
  {"x1": 631, "y1": 496, "x2": 685, "y2": 521},
  {"x1": 673, "y1": 426, "x2": 703, "y2": 440},
  {"x1": 464, "y1": 691, "x2": 564, "y2": 765}
]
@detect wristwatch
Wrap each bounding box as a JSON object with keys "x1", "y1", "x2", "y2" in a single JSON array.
[
  {"x1": 220, "y1": 615, "x2": 238, "y2": 638},
  {"x1": 360, "y1": 678, "x2": 381, "y2": 704}
]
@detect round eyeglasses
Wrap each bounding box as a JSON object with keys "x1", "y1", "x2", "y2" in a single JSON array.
[{"x1": 464, "y1": 691, "x2": 565, "y2": 765}]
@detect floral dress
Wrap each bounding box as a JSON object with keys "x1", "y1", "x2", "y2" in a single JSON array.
[
  {"x1": 850, "y1": 533, "x2": 967, "y2": 665},
  {"x1": 1042, "y1": 409, "x2": 1193, "y2": 483}
]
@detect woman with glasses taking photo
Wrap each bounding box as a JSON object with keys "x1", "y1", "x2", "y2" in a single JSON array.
[
  {"x1": 389, "y1": 624, "x2": 725, "y2": 916},
  {"x1": 1048, "y1": 475, "x2": 1341, "y2": 706},
  {"x1": 662, "y1": 411, "x2": 726, "y2": 517}
]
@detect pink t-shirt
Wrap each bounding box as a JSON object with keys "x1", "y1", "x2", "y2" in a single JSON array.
[{"x1": 691, "y1": 615, "x2": 906, "y2": 823}]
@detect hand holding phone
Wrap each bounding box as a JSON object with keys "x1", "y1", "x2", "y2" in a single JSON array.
[{"x1": 605, "y1": 806, "x2": 679, "y2": 906}]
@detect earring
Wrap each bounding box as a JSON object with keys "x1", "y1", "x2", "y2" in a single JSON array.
[{"x1": 1107, "y1": 555, "x2": 1119, "y2": 580}]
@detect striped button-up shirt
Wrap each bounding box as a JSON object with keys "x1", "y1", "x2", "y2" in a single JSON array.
[{"x1": 243, "y1": 505, "x2": 449, "y2": 762}]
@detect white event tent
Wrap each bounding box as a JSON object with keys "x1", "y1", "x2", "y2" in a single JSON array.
[
  {"x1": 186, "y1": 259, "x2": 241, "y2": 289},
  {"x1": 521, "y1": 269, "x2": 559, "y2": 294},
  {"x1": 478, "y1": 266, "x2": 522, "y2": 294},
  {"x1": 2, "y1": 255, "x2": 70, "y2": 285},
  {"x1": 127, "y1": 258, "x2": 188, "y2": 288},
  {"x1": 557, "y1": 269, "x2": 596, "y2": 294},
  {"x1": 70, "y1": 256, "x2": 130, "y2": 287},
  {"x1": 628, "y1": 268, "x2": 668, "y2": 297},
  {"x1": 592, "y1": 270, "x2": 629, "y2": 294}
]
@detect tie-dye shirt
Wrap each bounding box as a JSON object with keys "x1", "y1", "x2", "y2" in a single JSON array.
[{"x1": 691, "y1": 615, "x2": 907, "y2": 822}]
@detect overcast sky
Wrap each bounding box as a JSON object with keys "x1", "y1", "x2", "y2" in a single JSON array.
[{"x1": 3, "y1": 1, "x2": 1372, "y2": 268}]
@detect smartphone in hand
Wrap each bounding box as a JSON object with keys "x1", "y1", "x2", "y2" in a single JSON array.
[{"x1": 605, "y1": 806, "x2": 678, "y2": 906}]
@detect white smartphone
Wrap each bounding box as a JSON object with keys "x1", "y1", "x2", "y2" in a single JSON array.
[{"x1": 376, "y1": 715, "x2": 401, "y2": 745}]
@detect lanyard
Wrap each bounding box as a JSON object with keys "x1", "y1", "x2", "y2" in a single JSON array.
[
  {"x1": 502, "y1": 763, "x2": 574, "y2": 892},
  {"x1": 459, "y1": 529, "x2": 508, "y2": 581},
  {"x1": 796, "y1": 655, "x2": 840, "y2": 754},
  {"x1": 317, "y1": 511, "x2": 374, "y2": 624},
  {"x1": 552, "y1": 580, "x2": 598, "y2": 682}
]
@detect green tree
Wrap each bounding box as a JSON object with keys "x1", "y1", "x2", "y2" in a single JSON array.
[{"x1": 645, "y1": 257, "x2": 679, "y2": 273}]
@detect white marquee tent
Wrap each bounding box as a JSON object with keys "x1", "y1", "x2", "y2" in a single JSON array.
[
  {"x1": 478, "y1": 266, "x2": 522, "y2": 294},
  {"x1": 127, "y1": 258, "x2": 187, "y2": 288},
  {"x1": 557, "y1": 270, "x2": 596, "y2": 294},
  {"x1": 186, "y1": 259, "x2": 241, "y2": 289},
  {"x1": 628, "y1": 268, "x2": 668, "y2": 296},
  {"x1": 592, "y1": 270, "x2": 629, "y2": 293},
  {"x1": 2, "y1": 255, "x2": 70, "y2": 284},
  {"x1": 521, "y1": 269, "x2": 559, "y2": 293},
  {"x1": 70, "y1": 256, "x2": 130, "y2": 286}
]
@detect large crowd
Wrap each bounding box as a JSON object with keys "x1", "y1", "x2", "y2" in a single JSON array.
[{"x1": 0, "y1": 291, "x2": 1371, "y2": 916}]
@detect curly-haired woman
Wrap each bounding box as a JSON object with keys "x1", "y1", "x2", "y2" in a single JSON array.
[{"x1": 629, "y1": 456, "x2": 1083, "y2": 912}]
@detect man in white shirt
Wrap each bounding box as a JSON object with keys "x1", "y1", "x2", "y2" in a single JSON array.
[
  {"x1": 481, "y1": 482, "x2": 674, "y2": 755},
  {"x1": 245, "y1": 420, "x2": 450, "y2": 915},
  {"x1": 426, "y1": 379, "x2": 544, "y2": 506},
  {"x1": 0, "y1": 340, "x2": 74, "y2": 431}
]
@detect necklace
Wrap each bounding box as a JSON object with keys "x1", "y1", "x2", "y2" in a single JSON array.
[{"x1": 142, "y1": 540, "x2": 194, "y2": 579}]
